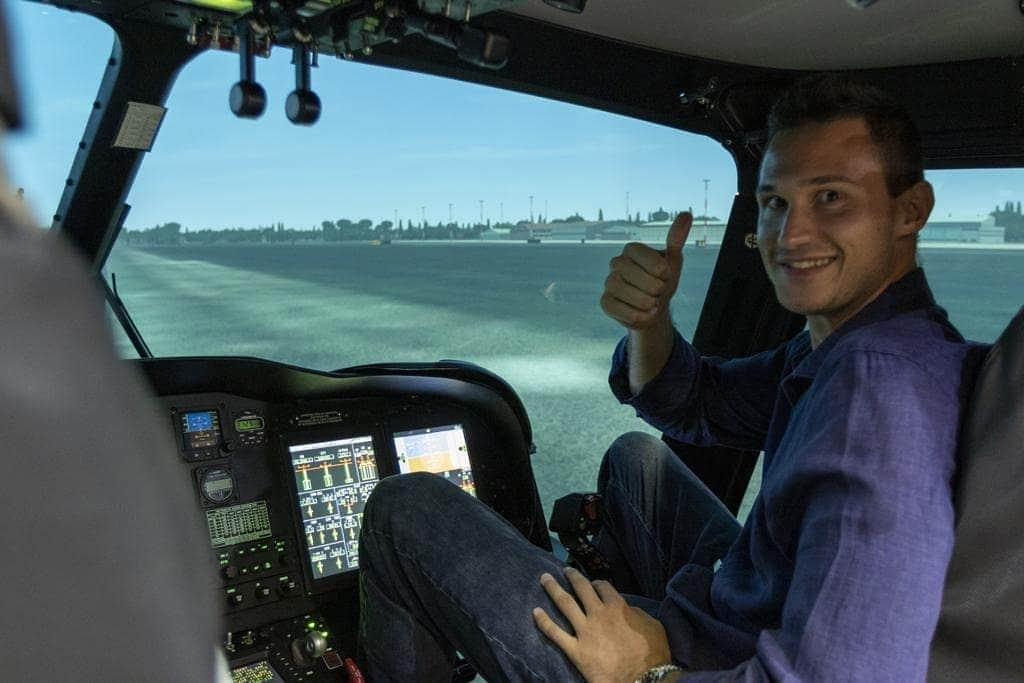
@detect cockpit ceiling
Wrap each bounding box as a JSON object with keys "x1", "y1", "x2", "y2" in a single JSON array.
[{"x1": 508, "y1": 0, "x2": 1024, "y2": 71}]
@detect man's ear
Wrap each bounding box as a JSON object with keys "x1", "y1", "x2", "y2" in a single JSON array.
[{"x1": 896, "y1": 180, "x2": 934, "y2": 238}]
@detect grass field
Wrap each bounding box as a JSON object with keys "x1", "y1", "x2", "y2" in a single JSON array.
[{"x1": 106, "y1": 242, "x2": 1023, "y2": 521}]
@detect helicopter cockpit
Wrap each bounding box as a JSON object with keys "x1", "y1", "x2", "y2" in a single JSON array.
[{"x1": 4, "y1": 0, "x2": 1024, "y2": 680}]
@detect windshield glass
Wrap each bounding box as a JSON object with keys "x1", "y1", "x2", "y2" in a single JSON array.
[
  {"x1": 92, "y1": 44, "x2": 736, "y2": 511},
  {"x1": 5, "y1": 4, "x2": 111, "y2": 218}
]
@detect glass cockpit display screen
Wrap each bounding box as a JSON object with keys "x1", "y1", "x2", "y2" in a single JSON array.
[
  {"x1": 287, "y1": 435, "x2": 379, "y2": 581},
  {"x1": 181, "y1": 409, "x2": 221, "y2": 450},
  {"x1": 393, "y1": 424, "x2": 476, "y2": 496}
]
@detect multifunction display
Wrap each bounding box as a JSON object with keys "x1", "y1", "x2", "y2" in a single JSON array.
[
  {"x1": 394, "y1": 424, "x2": 476, "y2": 497},
  {"x1": 207, "y1": 501, "x2": 272, "y2": 548},
  {"x1": 180, "y1": 409, "x2": 222, "y2": 460},
  {"x1": 287, "y1": 436, "x2": 379, "y2": 581}
]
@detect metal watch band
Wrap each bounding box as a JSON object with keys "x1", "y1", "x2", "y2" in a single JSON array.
[{"x1": 636, "y1": 663, "x2": 684, "y2": 682}]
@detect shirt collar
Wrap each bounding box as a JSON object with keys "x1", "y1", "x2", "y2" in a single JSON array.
[{"x1": 781, "y1": 268, "x2": 939, "y2": 398}]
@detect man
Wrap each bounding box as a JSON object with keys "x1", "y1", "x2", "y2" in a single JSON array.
[
  {"x1": 358, "y1": 76, "x2": 970, "y2": 681},
  {"x1": 0, "y1": 3, "x2": 225, "y2": 678}
]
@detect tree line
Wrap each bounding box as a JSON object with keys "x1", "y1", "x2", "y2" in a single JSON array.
[{"x1": 991, "y1": 202, "x2": 1024, "y2": 242}]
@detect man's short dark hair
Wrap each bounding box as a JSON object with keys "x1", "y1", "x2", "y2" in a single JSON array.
[{"x1": 766, "y1": 75, "x2": 924, "y2": 197}]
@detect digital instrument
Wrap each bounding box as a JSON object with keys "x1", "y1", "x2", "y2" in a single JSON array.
[
  {"x1": 180, "y1": 408, "x2": 222, "y2": 460},
  {"x1": 286, "y1": 435, "x2": 380, "y2": 581},
  {"x1": 207, "y1": 501, "x2": 273, "y2": 548},
  {"x1": 200, "y1": 466, "x2": 235, "y2": 504},
  {"x1": 393, "y1": 424, "x2": 476, "y2": 496}
]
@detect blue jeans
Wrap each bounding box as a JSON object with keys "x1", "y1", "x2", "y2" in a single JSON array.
[{"x1": 358, "y1": 432, "x2": 741, "y2": 682}]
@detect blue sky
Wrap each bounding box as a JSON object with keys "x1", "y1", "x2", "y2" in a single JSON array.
[{"x1": 5, "y1": 1, "x2": 1023, "y2": 231}]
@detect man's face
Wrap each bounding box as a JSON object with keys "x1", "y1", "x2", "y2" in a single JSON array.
[{"x1": 756, "y1": 116, "x2": 922, "y2": 342}]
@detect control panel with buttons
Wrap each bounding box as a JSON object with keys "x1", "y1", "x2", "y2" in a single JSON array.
[{"x1": 226, "y1": 613, "x2": 362, "y2": 682}]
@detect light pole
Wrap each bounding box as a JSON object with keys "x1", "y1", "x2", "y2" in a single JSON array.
[
  {"x1": 529, "y1": 195, "x2": 534, "y2": 223},
  {"x1": 702, "y1": 179, "x2": 710, "y2": 246},
  {"x1": 479, "y1": 199, "x2": 484, "y2": 225},
  {"x1": 500, "y1": 202, "x2": 504, "y2": 222},
  {"x1": 420, "y1": 206, "x2": 425, "y2": 228},
  {"x1": 448, "y1": 203, "x2": 453, "y2": 225},
  {"x1": 626, "y1": 191, "x2": 630, "y2": 222}
]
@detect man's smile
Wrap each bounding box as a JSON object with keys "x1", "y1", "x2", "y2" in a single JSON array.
[{"x1": 775, "y1": 255, "x2": 838, "y2": 274}]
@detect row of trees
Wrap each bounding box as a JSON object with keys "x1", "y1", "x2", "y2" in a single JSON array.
[
  {"x1": 125, "y1": 219, "x2": 497, "y2": 246},
  {"x1": 991, "y1": 202, "x2": 1024, "y2": 242},
  {"x1": 125, "y1": 208, "x2": 712, "y2": 246}
]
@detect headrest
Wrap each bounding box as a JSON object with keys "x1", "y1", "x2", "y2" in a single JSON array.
[{"x1": 929, "y1": 305, "x2": 1024, "y2": 681}]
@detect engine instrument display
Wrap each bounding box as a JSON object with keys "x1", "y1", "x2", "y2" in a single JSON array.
[
  {"x1": 287, "y1": 435, "x2": 379, "y2": 581},
  {"x1": 394, "y1": 424, "x2": 475, "y2": 496},
  {"x1": 207, "y1": 501, "x2": 273, "y2": 548}
]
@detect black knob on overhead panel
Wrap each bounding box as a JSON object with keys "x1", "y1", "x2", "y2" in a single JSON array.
[
  {"x1": 285, "y1": 90, "x2": 321, "y2": 125},
  {"x1": 230, "y1": 81, "x2": 267, "y2": 118},
  {"x1": 222, "y1": 565, "x2": 239, "y2": 580}
]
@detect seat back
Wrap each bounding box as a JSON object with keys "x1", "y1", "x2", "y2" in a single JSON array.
[{"x1": 929, "y1": 307, "x2": 1024, "y2": 681}]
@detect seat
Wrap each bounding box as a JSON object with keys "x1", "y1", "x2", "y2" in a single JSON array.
[{"x1": 929, "y1": 306, "x2": 1024, "y2": 681}]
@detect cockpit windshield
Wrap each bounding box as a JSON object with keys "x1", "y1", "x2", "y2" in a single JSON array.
[{"x1": 9, "y1": 0, "x2": 1024, "y2": 521}]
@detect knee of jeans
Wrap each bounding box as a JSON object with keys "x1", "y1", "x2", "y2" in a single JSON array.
[
  {"x1": 603, "y1": 431, "x2": 670, "y2": 479},
  {"x1": 364, "y1": 472, "x2": 456, "y2": 536}
]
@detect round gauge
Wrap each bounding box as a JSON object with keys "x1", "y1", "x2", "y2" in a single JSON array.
[{"x1": 200, "y1": 467, "x2": 234, "y2": 504}]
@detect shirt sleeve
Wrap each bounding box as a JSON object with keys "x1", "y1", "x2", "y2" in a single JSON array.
[
  {"x1": 608, "y1": 330, "x2": 789, "y2": 451},
  {"x1": 684, "y1": 348, "x2": 959, "y2": 682}
]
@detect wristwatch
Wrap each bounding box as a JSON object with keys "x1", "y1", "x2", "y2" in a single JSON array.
[{"x1": 635, "y1": 664, "x2": 684, "y2": 682}]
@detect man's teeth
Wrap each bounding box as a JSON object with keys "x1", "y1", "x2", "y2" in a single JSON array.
[{"x1": 787, "y1": 258, "x2": 834, "y2": 270}]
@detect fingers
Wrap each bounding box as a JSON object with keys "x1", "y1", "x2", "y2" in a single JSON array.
[
  {"x1": 591, "y1": 579, "x2": 625, "y2": 605},
  {"x1": 532, "y1": 607, "x2": 578, "y2": 659},
  {"x1": 600, "y1": 292, "x2": 661, "y2": 329},
  {"x1": 622, "y1": 242, "x2": 671, "y2": 279},
  {"x1": 540, "y1": 572, "x2": 585, "y2": 628},
  {"x1": 611, "y1": 255, "x2": 666, "y2": 298},
  {"x1": 563, "y1": 567, "x2": 602, "y2": 612},
  {"x1": 604, "y1": 269, "x2": 660, "y2": 311}
]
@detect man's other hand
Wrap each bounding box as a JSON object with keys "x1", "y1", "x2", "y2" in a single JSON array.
[
  {"x1": 533, "y1": 567, "x2": 672, "y2": 683},
  {"x1": 600, "y1": 212, "x2": 692, "y2": 330}
]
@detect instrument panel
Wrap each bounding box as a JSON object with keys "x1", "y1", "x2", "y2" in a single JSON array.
[{"x1": 138, "y1": 356, "x2": 547, "y2": 681}]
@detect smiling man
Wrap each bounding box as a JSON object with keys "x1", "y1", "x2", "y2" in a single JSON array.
[{"x1": 358, "y1": 76, "x2": 972, "y2": 681}]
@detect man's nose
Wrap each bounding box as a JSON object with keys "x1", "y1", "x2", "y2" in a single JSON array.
[{"x1": 777, "y1": 207, "x2": 815, "y2": 248}]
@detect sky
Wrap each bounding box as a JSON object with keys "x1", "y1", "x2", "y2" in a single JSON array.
[{"x1": 5, "y1": 2, "x2": 1023, "y2": 231}]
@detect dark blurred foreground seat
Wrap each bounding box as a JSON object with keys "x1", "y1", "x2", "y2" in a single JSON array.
[{"x1": 929, "y1": 306, "x2": 1024, "y2": 681}]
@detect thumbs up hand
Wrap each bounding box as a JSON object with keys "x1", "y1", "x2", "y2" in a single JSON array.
[{"x1": 600, "y1": 212, "x2": 692, "y2": 330}]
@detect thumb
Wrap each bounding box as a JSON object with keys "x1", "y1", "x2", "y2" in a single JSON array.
[{"x1": 665, "y1": 211, "x2": 692, "y2": 272}]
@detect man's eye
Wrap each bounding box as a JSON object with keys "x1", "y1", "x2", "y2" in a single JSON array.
[
  {"x1": 819, "y1": 189, "x2": 841, "y2": 203},
  {"x1": 764, "y1": 196, "x2": 786, "y2": 210}
]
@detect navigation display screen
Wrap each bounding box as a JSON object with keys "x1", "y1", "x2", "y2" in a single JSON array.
[
  {"x1": 393, "y1": 425, "x2": 475, "y2": 496},
  {"x1": 287, "y1": 435, "x2": 379, "y2": 581},
  {"x1": 181, "y1": 409, "x2": 221, "y2": 450}
]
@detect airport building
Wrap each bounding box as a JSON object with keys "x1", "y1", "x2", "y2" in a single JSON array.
[{"x1": 498, "y1": 215, "x2": 1007, "y2": 245}]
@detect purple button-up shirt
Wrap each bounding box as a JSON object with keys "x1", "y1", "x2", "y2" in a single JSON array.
[{"x1": 610, "y1": 269, "x2": 972, "y2": 681}]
